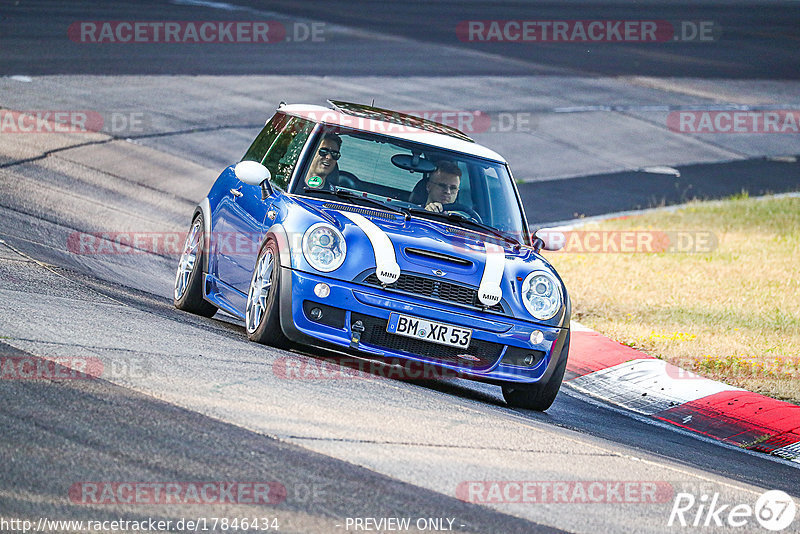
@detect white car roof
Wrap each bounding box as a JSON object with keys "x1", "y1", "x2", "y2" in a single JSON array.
[{"x1": 279, "y1": 104, "x2": 507, "y2": 163}]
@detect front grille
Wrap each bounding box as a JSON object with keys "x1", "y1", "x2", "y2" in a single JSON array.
[
  {"x1": 352, "y1": 313, "x2": 503, "y2": 370},
  {"x1": 363, "y1": 272, "x2": 506, "y2": 314}
]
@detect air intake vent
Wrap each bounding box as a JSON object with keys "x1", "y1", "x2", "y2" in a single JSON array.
[
  {"x1": 324, "y1": 203, "x2": 396, "y2": 219},
  {"x1": 405, "y1": 248, "x2": 472, "y2": 267}
]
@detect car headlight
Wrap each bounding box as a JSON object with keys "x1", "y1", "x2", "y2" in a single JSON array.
[
  {"x1": 521, "y1": 270, "x2": 562, "y2": 320},
  {"x1": 302, "y1": 223, "x2": 346, "y2": 272}
]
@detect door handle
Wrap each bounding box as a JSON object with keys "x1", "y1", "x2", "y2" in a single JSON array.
[{"x1": 230, "y1": 188, "x2": 243, "y2": 198}]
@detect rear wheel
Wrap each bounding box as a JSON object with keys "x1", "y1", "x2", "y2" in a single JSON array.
[
  {"x1": 502, "y1": 332, "x2": 570, "y2": 411},
  {"x1": 245, "y1": 239, "x2": 288, "y2": 347},
  {"x1": 174, "y1": 214, "x2": 218, "y2": 317}
]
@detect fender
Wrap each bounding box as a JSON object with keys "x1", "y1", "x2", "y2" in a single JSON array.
[
  {"x1": 264, "y1": 223, "x2": 292, "y2": 269},
  {"x1": 195, "y1": 198, "x2": 212, "y2": 272}
]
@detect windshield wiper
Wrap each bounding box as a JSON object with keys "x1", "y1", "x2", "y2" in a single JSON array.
[
  {"x1": 303, "y1": 188, "x2": 410, "y2": 220},
  {"x1": 407, "y1": 207, "x2": 521, "y2": 249}
]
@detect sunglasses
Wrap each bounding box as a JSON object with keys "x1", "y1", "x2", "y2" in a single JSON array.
[
  {"x1": 318, "y1": 148, "x2": 341, "y2": 160},
  {"x1": 432, "y1": 182, "x2": 459, "y2": 192}
]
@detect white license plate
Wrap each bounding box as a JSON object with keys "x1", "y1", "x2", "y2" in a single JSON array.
[{"x1": 387, "y1": 313, "x2": 472, "y2": 349}]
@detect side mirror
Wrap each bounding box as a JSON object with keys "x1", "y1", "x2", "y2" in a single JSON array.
[
  {"x1": 531, "y1": 229, "x2": 564, "y2": 253},
  {"x1": 234, "y1": 161, "x2": 273, "y2": 199}
]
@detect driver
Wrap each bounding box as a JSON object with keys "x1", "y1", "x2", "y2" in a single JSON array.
[
  {"x1": 304, "y1": 133, "x2": 342, "y2": 190},
  {"x1": 423, "y1": 160, "x2": 462, "y2": 213}
]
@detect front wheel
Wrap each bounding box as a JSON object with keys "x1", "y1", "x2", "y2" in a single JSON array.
[
  {"x1": 502, "y1": 332, "x2": 570, "y2": 411},
  {"x1": 245, "y1": 239, "x2": 288, "y2": 348},
  {"x1": 174, "y1": 214, "x2": 218, "y2": 317}
]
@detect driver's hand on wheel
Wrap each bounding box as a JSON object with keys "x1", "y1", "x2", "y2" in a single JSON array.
[{"x1": 425, "y1": 202, "x2": 443, "y2": 213}]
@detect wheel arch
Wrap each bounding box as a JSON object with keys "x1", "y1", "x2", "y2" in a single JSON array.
[
  {"x1": 263, "y1": 223, "x2": 293, "y2": 269},
  {"x1": 195, "y1": 198, "x2": 213, "y2": 272}
]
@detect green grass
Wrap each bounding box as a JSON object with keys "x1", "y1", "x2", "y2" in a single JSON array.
[{"x1": 548, "y1": 195, "x2": 800, "y2": 404}]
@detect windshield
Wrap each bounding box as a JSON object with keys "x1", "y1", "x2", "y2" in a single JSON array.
[{"x1": 291, "y1": 128, "x2": 528, "y2": 243}]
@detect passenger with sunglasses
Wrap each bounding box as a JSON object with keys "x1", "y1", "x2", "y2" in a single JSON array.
[
  {"x1": 424, "y1": 160, "x2": 462, "y2": 213},
  {"x1": 305, "y1": 133, "x2": 342, "y2": 190}
]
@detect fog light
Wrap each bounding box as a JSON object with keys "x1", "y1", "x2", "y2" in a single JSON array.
[
  {"x1": 523, "y1": 354, "x2": 537, "y2": 366},
  {"x1": 314, "y1": 283, "x2": 330, "y2": 298},
  {"x1": 309, "y1": 307, "x2": 323, "y2": 321},
  {"x1": 529, "y1": 330, "x2": 544, "y2": 345}
]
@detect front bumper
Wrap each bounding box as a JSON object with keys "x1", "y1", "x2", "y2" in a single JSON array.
[{"x1": 279, "y1": 267, "x2": 568, "y2": 384}]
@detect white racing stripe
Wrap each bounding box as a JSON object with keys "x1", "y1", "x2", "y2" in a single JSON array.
[
  {"x1": 340, "y1": 211, "x2": 400, "y2": 285},
  {"x1": 478, "y1": 242, "x2": 504, "y2": 306}
]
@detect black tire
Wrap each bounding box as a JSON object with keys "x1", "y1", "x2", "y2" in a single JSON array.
[
  {"x1": 174, "y1": 213, "x2": 218, "y2": 318},
  {"x1": 502, "y1": 332, "x2": 570, "y2": 411},
  {"x1": 245, "y1": 239, "x2": 288, "y2": 348}
]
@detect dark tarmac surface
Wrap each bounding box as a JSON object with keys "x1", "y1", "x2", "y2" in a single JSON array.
[{"x1": 1, "y1": 1, "x2": 798, "y2": 533}]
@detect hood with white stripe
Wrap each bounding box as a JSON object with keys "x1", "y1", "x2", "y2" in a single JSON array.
[{"x1": 289, "y1": 198, "x2": 568, "y2": 327}]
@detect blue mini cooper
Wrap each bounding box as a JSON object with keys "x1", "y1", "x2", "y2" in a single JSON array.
[{"x1": 174, "y1": 101, "x2": 570, "y2": 410}]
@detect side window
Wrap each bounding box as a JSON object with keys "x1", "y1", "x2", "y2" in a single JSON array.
[
  {"x1": 242, "y1": 113, "x2": 289, "y2": 163},
  {"x1": 262, "y1": 117, "x2": 314, "y2": 190}
]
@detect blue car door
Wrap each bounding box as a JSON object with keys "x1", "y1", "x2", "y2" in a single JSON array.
[{"x1": 214, "y1": 177, "x2": 268, "y2": 293}]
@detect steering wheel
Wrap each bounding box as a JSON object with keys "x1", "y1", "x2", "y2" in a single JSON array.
[
  {"x1": 336, "y1": 170, "x2": 359, "y2": 190},
  {"x1": 444, "y1": 203, "x2": 482, "y2": 224}
]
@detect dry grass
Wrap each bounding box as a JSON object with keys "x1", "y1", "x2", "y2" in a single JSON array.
[{"x1": 547, "y1": 194, "x2": 800, "y2": 404}]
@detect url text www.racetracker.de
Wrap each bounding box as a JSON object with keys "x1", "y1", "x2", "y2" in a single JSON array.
[{"x1": 0, "y1": 516, "x2": 280, "y2": 533}]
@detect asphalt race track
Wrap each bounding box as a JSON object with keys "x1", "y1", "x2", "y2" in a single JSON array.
[{"x1": 1, "y1": 2, "x2": 799, "y2": 533}]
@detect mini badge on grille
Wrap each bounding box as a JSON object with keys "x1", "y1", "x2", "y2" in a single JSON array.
[{"x1": 432, "y1": 269, "x2": 446, "y2": 276}]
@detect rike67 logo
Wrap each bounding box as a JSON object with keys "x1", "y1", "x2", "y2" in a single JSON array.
[{"x1": 668, "y1": 490, "x2": 796, "y2": 531}]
